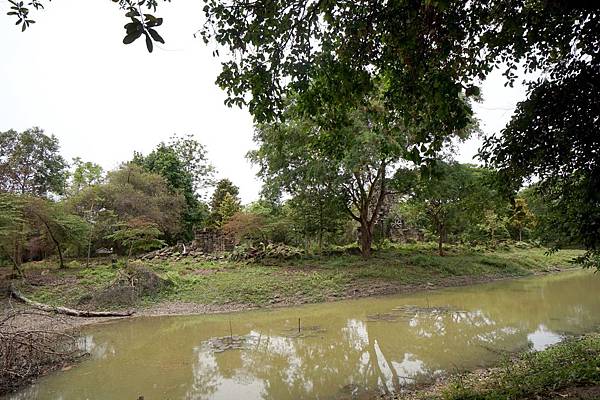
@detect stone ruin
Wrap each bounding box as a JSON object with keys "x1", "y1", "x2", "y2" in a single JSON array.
[
  {"x1": 137, "y1": 230, "x2": 236, "y2": 262},
  {"x1": 193, "y1": 229, "x2": 236, "y2": 253},
  {"x1": 388, "y1": 216, "x2": 425, "y2": 243}
]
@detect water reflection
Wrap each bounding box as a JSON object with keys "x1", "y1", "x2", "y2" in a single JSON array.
[
  {"x1": 527, "y1": 324, "x2": 563, "y2": 351},
  {"x1": 5, "y1": 270, "x2": 600, "y2": 400}
]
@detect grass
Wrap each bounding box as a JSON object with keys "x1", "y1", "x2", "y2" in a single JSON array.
[
  {"x1": 436, "y1": 334, "x2": 600, "y2": 400},
  {"x1": 7, "y1": 243, "x2": 584, "y2": 309}
]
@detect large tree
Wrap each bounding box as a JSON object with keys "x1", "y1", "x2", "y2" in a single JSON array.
[
  {"x1": 401, "y1": 162, "x2": 504, "y2": 254},
  {"x1": 69, "y1": 164, "x2": 185, "y2": 249},
  {"x1": 23, "y1": 198, "x2": 90, "y2": 269},
  {"x1": 133, "y1": 134, "x2": 214, "y2": 240},
  {"x1": 411, "y1": 162, "x2": 476, "y2": 256},
  {"x1": 69, "y1": 157, "x2": 104, "y2": 195},
  {"x1": 0, "y1": 194, "x2": 90, "y2": 270},
  {"x1": 480, "y1": 64, "x2": 600, "y2": 266},
  {"x1": 287, "y1": 184, "x2": 348, "y2": 253},
  {"x1": 208, "y1": 179, "x2": 241, "y2": 228},
  {"x1": 0, "y1": 193, "x2": 25, "y2": 275},
  {"x1": 250, "y1": 91, "x2": 471, "y2": 258},
  {"x1": 0, "y1": 128, "x2": 68, "y2": 197}
]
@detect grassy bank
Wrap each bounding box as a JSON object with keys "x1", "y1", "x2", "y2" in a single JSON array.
[
  {"x1": 406, "y1": 333, "x2": 600, "y2": 400},
  {"x1": 6, "y1": 244, "x2": 583, "y2": 311}
]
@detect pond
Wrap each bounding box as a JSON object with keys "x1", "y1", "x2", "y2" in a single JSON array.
[{"x1": 7, "y1": 270, "x2": 600, "y2": 400}]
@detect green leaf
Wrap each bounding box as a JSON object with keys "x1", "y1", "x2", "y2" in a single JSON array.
[
  {"x1": 148, "y1": 28, "x2": 164, "y2": 44},
  {"x1": 465, "y1": 85, "x2": 481, "y2": 97},
  {"x1": 123, "y1": 30, "x2": 142, "y2": 45},
  {"x1": 145, "y1": 33, "x2": 153, "y2": 53}
]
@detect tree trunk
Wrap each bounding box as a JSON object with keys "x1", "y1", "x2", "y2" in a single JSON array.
[
  {"x1": 7, "y1": 250, "x2": 23, "y2": 278},
  {"x1": 519, "y1": 228, "x2": 522, "y2": 242},
  {"x1": 55, "y1": 242, "x2": 65, "y2": 268},
  {"x1": 360, "y1": 220, "x2": 372, "y2": 259},
  {"x1": 127, "y1": 243, "x2": 133, "y2": 266},
  {"x1": 38, "y1": 216, "x2": 65, "y2": 268},
  {"x1": 346, "y1": 160, "x2": 388, "y2": 259},
  {"x1": 46, "y1": 227, "x2": 64, "y2": 268},
  {"x1": 438, "y1": 224, "x2": 445, "y2": 256},
  {"x1": 13, "y1": 239, "x2": 22, "y2": 276}
]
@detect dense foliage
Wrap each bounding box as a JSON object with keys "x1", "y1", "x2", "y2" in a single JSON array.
[
  {"x1": 208, "y1": 179, "x2": 241, "y2": 228},
  {"x1": 3, "y1": 1, "x2": 598, "y2": 266},
  {"x1": 250, "y1": 90, "x2": 472, "y2": 257},
  {"x1": 0, "y1": 130, "x2": 217, "y2": 271},
  {"x1": 0, "y1": 128, "x2": 68, "y2": 197},
  {"x1": 132, "y1": 134, "x2": 214, "y2": 240}
]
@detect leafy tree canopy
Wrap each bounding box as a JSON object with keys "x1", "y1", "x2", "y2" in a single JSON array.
[
  {"x1": 69, "y1": 157, "x2": 104, "y2": 195},
  {"x1": 214, "y1": 192, "x2": 241, "y2": 228},
  {"x1": 22, "y1": 197, "x2": 90, "y2": 268},
  {"x1": 106, "y1": 218, "x2": 165, "y2": 260},
  {"x1": 0, "y1": 193, "x2": 26, "y2": 273},
  {"x1": 250, "y1": 88, "x2": 473, "y2": 257},
  {"x1": 0, "y1": 128, "x2": 68, "y2": 197},
  {"x1": 406, "y1": 162, "x2": 503, "y2": 255},
  {"x1": 477, "y1": 3, "x2": 599, "y2": 265},
  {"x1": 209, "y1": 179, "x2": 241, "y2": 228},
  {"x1": 132, "y1": 134, "x2": 214, "y2": 239},
  {"x1": 133, "y1": 134, "x2": 214, "y2": 197},
  {"x1": 71, "y1": 164, "x2": 185, "y2": 242}
]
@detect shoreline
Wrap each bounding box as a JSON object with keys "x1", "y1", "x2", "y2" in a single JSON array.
[
  {"x1": 135, "y1": 266, "x2": 568, "y2": 317},
  {"x1": 1, "y1": 266, "x2": 575, "y2": 331},
  {"x1": 1, "y1": 266, "x2": 596, "y2": 399}
]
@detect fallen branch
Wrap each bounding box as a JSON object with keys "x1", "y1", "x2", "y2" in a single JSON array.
[
  {"x1": 0, "y1": 309, "x2": 87, "y2": 395},
  {"x1": 9, "y1": 285, "x2": 134, "y2": 317}
]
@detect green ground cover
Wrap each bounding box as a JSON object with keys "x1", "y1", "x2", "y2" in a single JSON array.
[{"x1": 10, "y1": 244, "x2": 583, "y2": 310}]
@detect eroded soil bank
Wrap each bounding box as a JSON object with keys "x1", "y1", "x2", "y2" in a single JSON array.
[
  {"x1": 1, "y1": 246, "x2": 581, "y2": 330},
  {"x1": 2, "y1": 246, "x2": 583, "y2": 325}
]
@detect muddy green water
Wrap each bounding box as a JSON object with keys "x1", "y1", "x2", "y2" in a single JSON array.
[{"x1": 8, "y1": 270, "x2": 600, "y2": 400}]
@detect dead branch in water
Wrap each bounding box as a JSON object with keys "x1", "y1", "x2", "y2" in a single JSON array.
[
  {"x1": 0, "y1": 309, "x2": 86, "y2": 395},
  {"x1": 9, "y1": 284, "x2": 134, "y2": 317}
]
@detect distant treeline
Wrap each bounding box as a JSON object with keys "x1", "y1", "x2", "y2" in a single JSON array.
[{"x1": 0, "y1": 127, "x2": 576, "y2": 273}]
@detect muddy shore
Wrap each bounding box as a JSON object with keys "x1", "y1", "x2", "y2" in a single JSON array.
[{"x1": 1, "y1": 266, "x2": 565, "y2": 331}]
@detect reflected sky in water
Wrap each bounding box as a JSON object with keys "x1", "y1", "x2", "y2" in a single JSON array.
[{"x1": 6, "y1": 270, "x2": 600, "y2": 400}]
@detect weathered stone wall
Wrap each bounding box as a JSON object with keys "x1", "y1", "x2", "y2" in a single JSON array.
[
  {"x1": 193, "y1": 230, "x2": 236, "y2": 253},
  {"x1": 388, "y1": 216, "x2": 425, "y2": 243}
]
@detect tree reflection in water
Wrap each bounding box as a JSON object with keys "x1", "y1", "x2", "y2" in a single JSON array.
[{"x1": 6, "y1": 270, "x2": 600, "y2": 400}]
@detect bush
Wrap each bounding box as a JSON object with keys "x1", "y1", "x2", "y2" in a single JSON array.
[
  {"x1": 443, "y1": 334, "x2": 600, "y2": 400},
  {"x1": 80, "y1": 264, "x2": 172, "y2": 307}
]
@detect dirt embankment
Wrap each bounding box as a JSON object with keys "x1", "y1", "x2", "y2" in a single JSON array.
[{"x1": 1, "y1": 264, "x2": 568, "y2": 331}]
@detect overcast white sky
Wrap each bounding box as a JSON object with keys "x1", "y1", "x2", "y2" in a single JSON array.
[{"x1": 0, "y1": 1, "x2": 526, "y2": 203}]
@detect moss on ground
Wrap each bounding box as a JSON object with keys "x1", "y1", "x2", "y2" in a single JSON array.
[{"x1": 8, "y1": 244, "x2": 584, "y2": 309}]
